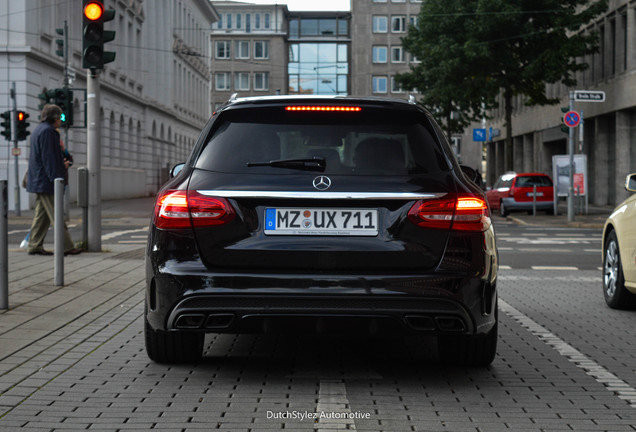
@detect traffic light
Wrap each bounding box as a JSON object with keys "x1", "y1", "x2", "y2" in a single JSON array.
[
  {"x1": 16, "y1": 111, "x2": 30, "y2": 141},
  {"x1": 55, "y1": 27, "x2": 65, "y2": 58},
  {"x1": 1, "y1": 111, "x2": 11, "y2": 141},
  {"x1": 38, "y1": 88, "x2": 57, "y2": 110},
  {"x1": 54, "y1": 88, "x2": 73, "y2": 127},
  {"x1": 560, "y1": 107, "x2": 569, "y2": 134},
  {"x1": 82, "y1": 0, "x2": 116, "y2": 70}
]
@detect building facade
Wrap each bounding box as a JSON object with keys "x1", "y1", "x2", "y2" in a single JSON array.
[
  {"x1": 210, "y1": 1, "x2": 288, "y2": 109},
  {"x1": 0, "y1": 0, "x2": 218, "y2": 210},
  {"x1": 461, "y1": 0, "x2": 636, "y2": 207}
]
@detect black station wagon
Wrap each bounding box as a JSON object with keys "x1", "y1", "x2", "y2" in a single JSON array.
[{"x1": 145, "y1": 96, "x2": 498, "y2": 365}]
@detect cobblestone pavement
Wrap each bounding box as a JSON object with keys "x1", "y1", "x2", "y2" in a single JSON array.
[{"x1": 2, "y1": 201, "x2": 636, "y2": 431}]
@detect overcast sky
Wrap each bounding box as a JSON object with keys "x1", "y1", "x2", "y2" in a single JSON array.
[{"x1": 219, "y1": 0, "x2": 350, "y2": 11}]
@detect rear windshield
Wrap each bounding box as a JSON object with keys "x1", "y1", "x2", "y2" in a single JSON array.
[
  {"x1": 194, "y1": 107, "x2": 451, "y2": 175},
  {"x1": 514, "y1": 175, "x2": 553, "y2": 187}
]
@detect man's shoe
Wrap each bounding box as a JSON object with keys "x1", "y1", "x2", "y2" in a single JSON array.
[
  {"x1": 28, "y1": 249, "x2": 53, "y2": 256},
  {"x1": 64, "y1": 248, "x2": 83, "y2": 256}
]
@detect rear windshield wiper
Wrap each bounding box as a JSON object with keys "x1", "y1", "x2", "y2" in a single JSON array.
[{"x1": 246, "y1": 157, "x2": 326, "y2": 172}]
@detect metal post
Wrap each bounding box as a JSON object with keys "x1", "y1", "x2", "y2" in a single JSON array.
[
  {"x1": 62, "y1": 20, "x2": 71, "y2": 222},
  {"x1": 54, "y1": 178, "x2": 64, "y2": 286},
  {"x1": 532, "y1": 185, "x2": 537, "y2": 216},
  {"x1": 0, "y1": 180, "x2": 8, "y2": 309},
  {"x1": 87, "y1": 71, "x2": 101, "y2": 252},
  {"x1": 11, "y1": 82, "x2": 20, "y2": 216},
  {"x1": 567, "y1": 91, "x2": 575, "y2": 222}
]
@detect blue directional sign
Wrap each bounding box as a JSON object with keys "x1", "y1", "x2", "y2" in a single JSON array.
[
  {"x1": 473, "y1": 128, "x2": 487, "y2": 142},
  {"x1": 564, "y1": 111, "x2": 580, "y2": 128}
]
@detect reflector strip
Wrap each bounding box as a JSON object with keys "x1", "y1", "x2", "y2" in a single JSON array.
[{"x1": 285, "y1": 106, "x2": 362, "y2": 112}]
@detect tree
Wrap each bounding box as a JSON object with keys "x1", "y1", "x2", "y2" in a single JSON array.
[
  {"x1": 398, "y1": 0, "x2": 495, "y2": 140},
  {"x1": 398, "y1": 0, "x2": 608, "y2": 164}
]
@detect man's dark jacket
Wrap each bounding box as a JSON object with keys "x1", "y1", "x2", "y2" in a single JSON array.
[{"x1": 26, "y1": 122, "x2": 64, "y2": 195}]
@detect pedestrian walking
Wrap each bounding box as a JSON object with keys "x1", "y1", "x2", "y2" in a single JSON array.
[{"x1": 25, "y1": 104, "x2": 82, "y2": 256}]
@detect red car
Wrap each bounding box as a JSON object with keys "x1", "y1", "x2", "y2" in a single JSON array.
[{"x1": 487, "y1": 172, "x2": 554, "y2": 216}]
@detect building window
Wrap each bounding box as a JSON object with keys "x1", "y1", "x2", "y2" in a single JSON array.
[
  {"x1": 235, "y1": 72, "x2": 250, "y2": 90},
  {"x1": 235, "y1": 41, "x2": 250, "y2": 59},
  {"x1": 391, "y1": 46, "x2": 405, "y2": 63},
  {"x1": 391, "y1": 76, "x2": 403, "y2": 93},
  {"x1": 391, "y1": 16, "x2": 406, "y2": 33},
  {"x1": 215, "y1": 41, "x2": 230, "y2": 59},
  {"x1": 236, "y1": 14, "x2": 242, "y2": 29},
  {"x1": 372, "y1": 46, "x2": 387, "y2": 63},
  {"x1": 215, "y1": 73, "x2": 231, "y2": 91},
  {"x1": 255, "y1": 14, "x2": 261, "y2": 29},
  {"x1": 246, "y1": 14, "x2": 251, "y2": 32},
  {"x1": 254, "y1": 72, "x2": 269, "y2": 91},
  {"x1": 373, "y1": 0, "x2": 387, "y2": 2},
  {"x1": 372, "y1": 76, "x2": 387, "y2": 93},
  {"x1": 254, "y1": 41, "x2": 269, "y2": 59},
  {"x1": 373, "y1": 16, "x2": 388, "y2": 33},
  {"x1": 226, "y1": 13, "x2": 232, "y2": 29},
  {"x1": 409, "y1": 16, "x2": 418, "y2": 28},
  {"x1": 264, "y1": 14, "x2": 271, "y2": 29}
]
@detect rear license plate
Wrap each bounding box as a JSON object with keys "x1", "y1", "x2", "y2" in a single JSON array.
[
  {"x1": 264, "y1": 208, "x2": 378, "y2": 236},
  {"x1": 526, "y1": 192, "x2": 544, "y2": 197}
]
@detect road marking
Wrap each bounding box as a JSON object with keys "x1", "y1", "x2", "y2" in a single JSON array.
[
  {"x1": 315, "y1": 380, "x2": 357, "y2": 431},
  {"x1": 117, "y1": 240, "x2": 147, "y2": 244},
  {"x1": 499, "y1": 265, "x2": 512, "y2": 270},
  {"x1": 531, "y1": 266, "x2": 578, "y2": 270},
  {"x1": 500, "y1": 299, "x2": 636, "y2": 409},
  {"x1": 101, "y1": 227, "x2": 148, "y2": 241}
]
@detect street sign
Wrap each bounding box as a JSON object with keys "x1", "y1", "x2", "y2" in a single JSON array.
[
  {"x1": 574, "y1": 90, "x2": 605, "y2": 102},
  {"x1": 564, "y1": 111, "x2": 580, "y2": 128},
  {"x1": 473, "y1": 128, "x2": 486, "y2": 142}
]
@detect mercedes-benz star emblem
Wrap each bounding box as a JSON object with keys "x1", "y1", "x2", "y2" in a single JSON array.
[{"x1": 312, "y1": 176, "x2": 331, "y2": 191}]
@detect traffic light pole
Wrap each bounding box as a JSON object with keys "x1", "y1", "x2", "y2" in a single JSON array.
[
  {"x1": 567, "y1": 91, "x2": 575, "y2": 223},
  {"x1": 87, "y1": 71, "x2": 101, "y2": 252},
  {"x1": 10, "y1": 82, "x2": 20, "y2": 216}
]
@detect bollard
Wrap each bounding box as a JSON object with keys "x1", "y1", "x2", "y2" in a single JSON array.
[
  {"x1": 532, "y1": 185, "x2": 537, "y2": 216},
  {"x1": 77, "y1": 167, "x2": 89, "y2": 247},
  {"x1": 54, "y1": 178, "x2": 64, "y2": 287},
  {"x1": 0, "y1": 180, "x2": 7, "y2": 309}
]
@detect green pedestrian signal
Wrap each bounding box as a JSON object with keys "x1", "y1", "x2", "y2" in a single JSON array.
[{"x1": 54, "y1": 88, "x2": 73, "y2": 127}]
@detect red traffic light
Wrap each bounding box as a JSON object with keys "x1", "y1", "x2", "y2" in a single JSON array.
[{"x1": 84, "y1": 1, "x2": 103, "y2": 21}]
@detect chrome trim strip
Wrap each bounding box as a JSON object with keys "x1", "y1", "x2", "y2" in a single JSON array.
[{"x1": 197, "y1": 190, "x2": 446, "y2": 200}]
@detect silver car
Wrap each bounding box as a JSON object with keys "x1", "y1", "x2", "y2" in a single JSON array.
[{"x1": 602, "y1": 173, "x2": 636, "y2": 308}]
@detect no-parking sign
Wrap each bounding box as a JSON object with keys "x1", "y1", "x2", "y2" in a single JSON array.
[{"x1": 563, "y1": 111, "x2": 580, "y2": 128}]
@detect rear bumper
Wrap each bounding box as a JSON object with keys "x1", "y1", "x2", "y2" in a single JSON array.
[
  {"x1": 146, "y1": 271, "x2": 497, "y2": 336},
  {"x1": 502, "y1": 197, "x2": 553, "y2": 212}
]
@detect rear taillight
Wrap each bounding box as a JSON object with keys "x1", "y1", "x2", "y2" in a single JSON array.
[
  {"x1": 153, "y1": 190, "x2": 235, "y2": 229},
  {"x1": 408, "y1": 194, "x2": 491, "y2": 232}
]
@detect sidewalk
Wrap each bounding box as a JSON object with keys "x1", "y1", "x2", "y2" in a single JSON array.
[
  {"x1": 0, "y1": 198, "x2": 153, "y2": 417},
  {"x1": 504, "y1": 203, "x2": 613, "y2": 229}
]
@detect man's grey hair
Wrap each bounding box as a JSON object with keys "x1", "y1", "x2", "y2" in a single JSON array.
[{"x1": 40, "y1": 104, "x2": 63, "y2": 124}]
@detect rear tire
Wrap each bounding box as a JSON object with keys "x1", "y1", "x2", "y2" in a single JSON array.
[
  {"x1": 144, "y1": 315, "x2": 204, "y2": 364},
  {"x1": 603, "y1": 231, "x2": 636, "y2": 309},
  {"x1": 438, "y1": 319, "x2": 498, "y2": 367},
  {"x1": 499, "y1": 201, "x2": 508, "y2": 217}
]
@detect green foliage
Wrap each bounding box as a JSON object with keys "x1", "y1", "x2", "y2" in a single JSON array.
[{"x1": 397, "y1": 0, "x2": 608, "y2": 136}]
